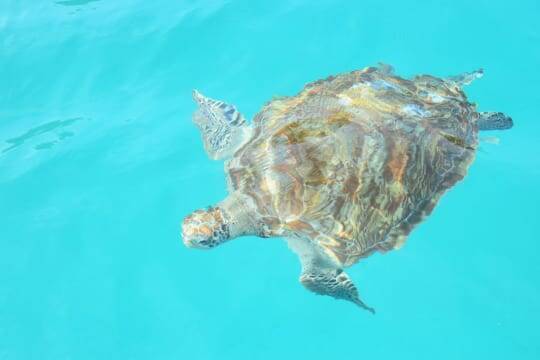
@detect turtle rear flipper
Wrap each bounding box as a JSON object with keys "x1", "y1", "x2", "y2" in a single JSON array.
[
  {"x1": 192, "y1": 90, "x2": 252, "y2": 160},
  {"x1": 447, "y1": 68, "x2": 484, "y2": 86},
  {"x1": 478, "y1": 111, "x2": 513, "y2": 131},
  {"x1": 300, "y1": 268, "x2": 375, "y2": 313}
]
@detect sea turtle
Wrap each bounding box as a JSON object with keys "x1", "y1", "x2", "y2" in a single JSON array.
[{"x1": 181, "y1": 65, "x2": 512, "y2": 312}]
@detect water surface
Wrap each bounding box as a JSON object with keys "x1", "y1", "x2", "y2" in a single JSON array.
[{"x1": 1, "y1": 0, "x2": 539, "y2": 359}]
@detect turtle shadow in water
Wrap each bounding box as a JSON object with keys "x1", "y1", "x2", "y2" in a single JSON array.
[
  {"x1": 1, "y1": 117, "x2": 84, "y2": 154},
  {"x1": 55, "y1": 0, "x2": 100, "y2": 6},
  {"x1": 54, "y1": 0, "x2": 101, "y2": 14}
]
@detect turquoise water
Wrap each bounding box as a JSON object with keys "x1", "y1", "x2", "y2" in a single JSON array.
[{"x1": 1, "y1": 0, "x2": 539, "y2": 358}]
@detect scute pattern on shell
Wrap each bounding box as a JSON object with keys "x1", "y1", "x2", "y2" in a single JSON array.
[{"x1": 226, "y1": 66, "x2": 478, "y2": 267}]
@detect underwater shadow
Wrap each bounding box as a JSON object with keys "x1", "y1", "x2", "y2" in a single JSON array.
[
  {"x1": 55, "y1": 0, "x2": 100, "y2": 7},
  {"x1": 1, "y1": 117, "x2": 83, "y2": 154}
]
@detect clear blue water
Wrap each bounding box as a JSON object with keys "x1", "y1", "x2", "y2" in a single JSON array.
[{"x1": 1, "y1": 0, "x2": 539, "y2": 359}]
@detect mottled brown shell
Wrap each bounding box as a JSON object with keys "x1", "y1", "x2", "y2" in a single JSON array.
[{"x1": 226, "y1": 66, "x2": 478, "y2": 267}]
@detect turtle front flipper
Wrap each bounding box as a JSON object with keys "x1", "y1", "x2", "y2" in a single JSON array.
[
  {"x1": 192, "y1": 90, "x2": 253, "y2": 160},
  {"x1": 287, "y1": 236, "x2": 375, "y2": 313},
  {"x1": 300, "y1": 268, "x2": 375, "y2": 313}
]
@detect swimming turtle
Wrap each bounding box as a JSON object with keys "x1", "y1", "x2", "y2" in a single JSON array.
[{"x1": 182, "y1": 65, "x2": 512, "y2": 312}]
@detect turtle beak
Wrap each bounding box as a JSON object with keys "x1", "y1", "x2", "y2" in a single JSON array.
[{"x1": 182, "y1": 233, "x2": 209, "y2": 249}]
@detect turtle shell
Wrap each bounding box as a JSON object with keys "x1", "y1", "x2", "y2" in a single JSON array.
[{"x1": 226, "y1": 66, "x2": 478, "y2": 267}]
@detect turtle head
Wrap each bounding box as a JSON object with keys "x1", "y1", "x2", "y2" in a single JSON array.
[{"x1": 182, "y1": 207, "x2": 230, "y2": 249}]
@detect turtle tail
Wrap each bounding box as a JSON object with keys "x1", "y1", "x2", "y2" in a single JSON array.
[{"x1": 477, "y1": 112, "x2": 513, "y2": 131}]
